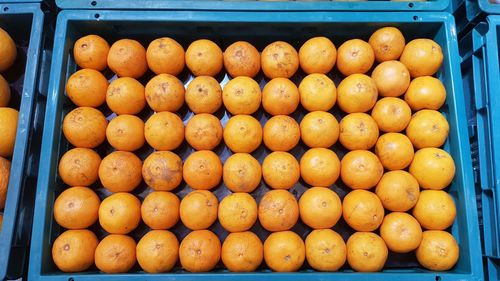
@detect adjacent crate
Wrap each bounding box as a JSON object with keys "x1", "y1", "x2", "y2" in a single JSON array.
[{"x1": 454, "y1": 0, "x2": 500, "y2": 36}]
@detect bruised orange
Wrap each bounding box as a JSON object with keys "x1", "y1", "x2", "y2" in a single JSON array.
[
  {"x1": 106, "y1": 77, "x2": 146, "y2": 115},
  {"x1": 73, "y1": 35, "x2": 109, "y2": 71},
  {"x1": 375, "y1": 170, "x2": 420, "y2": 212},
  {"x1": 107, "y1": 39, "x2": 147, "y2": 78},
  {"x1": 185, "y1": 76, "x2": 222, "y2": 114},
  {"x1": 179, "y1": 230, "x2": 221, "y2": 272},
  {"x1": 146, "y1": 37, "x2": 185, "y2": 76},
  {"x1": 218, "y1": 192, "x2": 258, "y2": 232},
  {"x1": 98, "y1": 151, "x2": 143, "y2": 193},
  {"x1": 258, "y1": 189, "x2": 299, "y2": 232},
  {"x1": 62, "y1": 107, "x2": 107, "y2": 149},
  {"x1": 261, "y1": 41, "x2": 299, "y2": 79},
  {"x1": 142, "y1": 151, "x2": 183, "y2": 191},
  {"x1": 94, "y1": 234, "x2": 137, "y2": 273},
  {"x1": 66, "y1": 68, "x2": 108, "y2": 108},
  {"x1": 339, "y1": 113, "x2": 379, "y2": 150},
  {"x1": 58, "y1": 148, "x2": 101, "y2": 187},
  {"x1": 145, "y1": 74, "x2": 185, "y2": 112},
  {"x1": 185, "y1": 113, "x2": 223, "y2": 151},
  {"x1": 369, "y1": 27, "x2": 405, "y2": 62},
  {"x1": 336, "y1": 39, "x2": 374, "y2": 76},
  {"x1": 144, "y1": 111, "x2": 184, "y2": 151},
  {"x1": 224, "y1": 41, "x2": 260, "y2": 78}
]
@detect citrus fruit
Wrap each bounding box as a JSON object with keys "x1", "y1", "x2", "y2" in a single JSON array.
[
  {"x1": 144, "y1": 111, "x2": 184, "y2": 151},
  {"x1": 263, "y1": 115, "x2": 300, "y2": 152},
  {"x1": 185, "y1": 113, "x2": 223, "y2": 150},
  {"x1": 409, "y1": 147, "x2": 455, "y2": 190},
  {"x1": 136, "y1": 230, "x2": 179, "y2": 273},
  {"x1": 337, "y1": 74, "x2": 378, "y2": 113},
  {"x1": 0, "y1": 156, "x2": 10, "y2": 209},
  {"x1": 183, "y1": 150, "x2": 222, "y2": 190},
  {"x1": 141, "y1": 191, "x2": 180, "y2": 230},
  {"x1": 222, "y1": 231, "x2": 263, "y2": 272},
  {"x1": 107, "y1": 39, "x2": 147, "y2": 78},
  {"x1": 375, "y1": 132, "x2": 414, "y2": 170},
  {"x1": 95, "y1": 234, "x2": 137, "y2": 273},
  {"x1": 185, "y1": 76, "x2": 222, "y2": 114},
  {"x1": 73, "y1": 34, "x2": 109, "y2": 71},
  {"x1": 404, "y1": 76, "x2": 446, "y2": 111},
  {"x1": 185, "y1": 39, "x2": 223, "y2": 77},
  {"x1": 98, "y1": 192, "x2": 141, "y2": 234},
  {"x1": 299, "y1": 36, "x2": 337, "y2": 74},
  {"x1": 223, "y1": 115, "x2": 262, "y2": 153},
  {"x1": 368, "y1": 27, "x2": 405, "y2": 62},
  {"x1": 224, "y1": 41, "x2": 260, "y2": 78},
  {"x1": 146, "y1": 37, "x2": 185, "y2": 76},
  {"x1": 258, "y1": 189, "x2": 299, "y2": 231},
  {"x1": 406, "y1": 109, "x2": 449, "y2": 149},
  {"x1": 145, "y1": 74, "x2": 185, "y2": 112},
  {"x1": 58, "y1": 148, "x2": 101, "y2": 187},
  {"x1": 179, "y1": 190, "x2": 218, "y2": 230},
  {"x1": 179, "y1": 230, "x2": 221, "y2": 272},
  {"x1": 371, "y1": 97, "x2": 412, "y2": 133},
  {"x1": 336, "y1": 39, "x2": 375, "y2": 76},
  {"x1": 222, "y1": 76, "x2": 262, "y2": 115},
  {"x1": 299, "y1": 73, "x2": 337, "y2": 112},
  {"x1": 264, "y1": 231, "x2": 305, "y2": 272},
  {"x1": 340, "y1": 150, "x2": 384, "y2": 190},
  {"x1": 300, "y1": 148, "x2": 341, "y2": 187},
  {"x1": 218, "y1": 192, "x2": 258, "y2": 232},
  {"x1": 400, "y1": 39, "x2": 443, "y2": 77},
  {"x1": 0, "y1": 108, "x2": 18, "y2": 157},
  {"x1": 52, "y1": 229, "x2": 98, "y2": 272},
  {"x1": 371, "y1": 60, "x2": 410, "y2": 97},
  {"x1": 262, "y1": 78, "x2": 300, "y2": 116},
  {"x1": 375, "y1": 170, "x2": 420, "y2": 212},
  {"x1": 53, "y1": 186, "x2": 101, "y2": 229},
  {"x1": 98, "y1": 151, "x2": 142, "y2": 193},
  {"x1": 299, "y1": 187, "x2": 342, "y2": 229},
  {"x1": 261, "y1": 41, "x2": 299, "y2": 79},
  {"x1": 262, "y1": 151, "x2": 300, "y2": 190},
  {"x1": 65, "y1": 68, "x2": 108, "y2": 108},
  {"x1": 106, "y1": 114, "x2": 145, "y2": 151},
  {"x1": 305, "y1": 229, "x2": 346, "y2": 272},
  {"x1": 223, "y1": 153, "x2": 261, "y2": 193},
  {"x1": 300, "y1": 111, "x2": 339, "y2": 148},
  {"x1": 106, "y1": 77, "x2": 146, "y2": 115},
  {"x1": 142, "y1": 151, "x2": 182, "y2": 191},
  {"x1": 0, "y1": 27, "x2": 17, "y2": 72},
  {"x1": 343, "y1": 190, "x2": 384, "y2": 231},
  {"x1": 0, "y1": 75, "x2": 10, "y2": 107},
  {"x1": 416, "y1": 230, "x2": 459, "y2": 271},
  {"x1": 346, "y1": 232, "x2": 388, "y2": 272},
  {"x1": 380, "y1": 212, "x2": 423, "y2": 253},
  {"x1": 339, "y1": 112, "x2": 379, "y2": 150},
  {"x1": 413, "y1": 190, "x2": 456, "y2": 230},
  {"x1": 62, "y1": 107, "x2": 107, "y2": 149}
]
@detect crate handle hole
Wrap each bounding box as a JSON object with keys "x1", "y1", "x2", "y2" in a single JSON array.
[
  {"x1": 413, "y1": 15, "x2": 419, "y2": 21},
  {"x1": 435, "y1": 276, "x2": 441, "y2": 281},
  {"x1": 3, "y1": 7, "x2": 9, "y2": 12},
  {"x1": 408, "y1": 2, "x2": 414, "y2": 7},
  {"x1": 94, "y1": 13, "x2": 100, "y2": 19},
  {"x1": 68, "y1": 278, "x2": 74, "y2": 281},
  {"x1": 91, "y1": 1, "x2": 97, "y2": 6}
]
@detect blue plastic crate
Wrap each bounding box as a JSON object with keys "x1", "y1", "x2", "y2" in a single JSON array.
[{"x1": 454, "y1": 0, "x2": 500, "y2": 36}]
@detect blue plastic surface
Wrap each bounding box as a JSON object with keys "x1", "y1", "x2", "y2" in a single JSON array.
[{"x1": 454, "y1": 0, "x2": 500, "y2": 36}]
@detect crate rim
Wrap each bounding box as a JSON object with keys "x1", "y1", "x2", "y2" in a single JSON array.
[{"x1": 478, "y1": 0, "x2": 500, "y2": 15}]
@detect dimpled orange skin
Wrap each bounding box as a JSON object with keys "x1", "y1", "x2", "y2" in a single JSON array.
[
  {"x1": 299, "y1": 73, "x2": 337, "y2": 112},
  {"x1": 94, "y1": 234, "x2": 137, "y2": 273},
  {"x1": 263, "y1": 115, "x2": 300, "y2": 152},
  {"x1": 262, "y1": 151, "x2": 300, "y2": 190},
  {"x1": 0, "y1": 27, "x2": 17, "y2": 72},
  {"x1": 53, "y1": 186, "x2": 101, "y2": 230},
  {"x1": 73, "y1": 35, "x2": 109, "y2": 71},
  {"x1": 409, "y1": 147, "x2": 456, "y2": 190},
  {"x1": 185, "y1": 114, "x2": 223, "y2": 151},
  {"x1": 369, "y1": 27, "x2": 406, "y2": 62},
  {"x1": 375, "y1": 170, "x2": 420, "y2": 212},
  {"x1": 340, "y1": 150, "x2": 384, "y2": 190},
  {"x1": 343, "y1": 190, "x2": 384, "y2": 232},
  {"x1": 375, "y1": 132, "x2": 415, "y2": 170},
  {"x1": 66, "y1": 69, "x2": 109, "y2": 108},
  {"x1": 185, "y1": 76, "x2": 223, "y2": 114},
  {"x1": 224, "y1": 41, "x2": 261, "y2": 78},
  {"x1": 107, "y1": 39, "x2": 148, "y2": 78},
  {"x1": 371, "y1": 60, "x2": 410, "y2": 97},
  {"x1": 261, "y1": 41, "x2": 299, "y2": 79},
  {"x1": 264, "y1": 231, "x2": 305, "y2": 272},
  {"x1": 0, "y1": 75, "x2": 11, "y2": 107},
  {"x1": 136, "y1": 230, "x2": 179, "y2": 273},
  {"x1": 406, "y1": 109, "x2": 450, "y2": 149},
  {"x1": 300, "y1": 111, "x2": 339, "y2": 148},
  {"x1": 339, "y1": 113, "x2": 379, "y2": 150},
  {"x1": 62, "y1": 107, "x2": 107, "y2": 149},
  {"x1": 52, "y1": 229, "x2": 99, "y2": 272},
  {"x1": 218, "y1": 192, "x2": 258, "y2": 232},
  {"x1": 180, "y1": 190, "x2": 219, "y2": 230},
  {"x1": 337, "y1": 74, "x2": 378, "y2": 114},
  {"x1": 400, "y1": 39, "x2": 444, "y2": 77},
  {"x1": 416, "y1": 230, "x2": 460, "y2": 271},
  {"x1": 106, "y1": 77, "x2": 146, "y2": 115},
  {"x1": 223, "y1": 115, "x2": 262, "y2": 153},
  {"x1": 146, "y1": 37, "x2": 185, "y2": 76},
  {"x1": 223, "y1": 153, "x2": 262, "y2": 193},
  {"x1": 98, "y1": 193, "x2": 141, "y2": 235},
  {"x1": 145, "y1": 74, "x2": 185, "y2": 112},
  {"x1": 185, "y1": 39, "x2": 223, "y2": 77},
  {"x1": 380, "y1": 212, "x2": 423, "y2": 253},
  {"x1": 179, "y1": 230, "x2": 221, "y2": 272},
  {"x1": 336, "y1": 39, "x2": 375, "y2": 76},
  {"x1": 258, "y1": 189, "x2": 299, "y2": 232},
  {"x1": 142, "y1": 151, "x2": 183, "y2": 191},
  {"x1": 98, "y1": 151, "x2": 143, "y2": 193},
  {"x1": 413, "y1": 190, "x2": 456, "y2": 230},
  {"x1": 371, "y1": 97, "x2": 412, "y2": 133},
  {"x1": 144, "y1": 111, "x2": 184, "y2": 151},
  {"x1": 222, "y1": 76, "x2": 262, "y2": 115},
  {"x1": 183, "y1": 150, "x2": 222, "y2": 190},
  {"x1": 221, "y1": 231, "x2": 263, "y2": 272},
  {"x1": 106, "y1": 114, "x2": 145, "y2": 152},
  {"x1": 404, "y1": 76, "x2": 447, "y2": 111},
  {"x1": 299, "y1": 187, "x2": 342, "y2": 229},
  {"x1": 141, "y1": 191, "x2": 180, "y2": 230},
  {"x1": 299, "y1": 36, "x2": 337, "y2": 74},
  {"x1": 346, "y1": 232, "x2": 388, "y2": 272},
  {"x1": 262, "y1": 78, "x2": 300, "y2": 116},
  {"x1": 58, "y1": 148, "x2": 101, "y2": 187},
  {"x1": 300, "y1": 148, "x2": 341, "y2": 187},
  {"x1": 305, "y1": 229, "x2": 347, "y2": 272}
]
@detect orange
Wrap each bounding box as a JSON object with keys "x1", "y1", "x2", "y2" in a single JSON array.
[
  {"x1": 380, "y1": 212, "x2": 422, "y2": 253},
  {"x1": 224, "y1": 41, "x2": 260, "y2": 78},
  {"x1": 371, "y1": 60, "x2": 410, "y2": 97},
  {"x1": 223, "y1": 115, "x2": 262, "y2": 153},
  {"x1": 65, "y1": 69, "x2": 108, "y2": 108},
  {"x1": 52, "y1": 229, "x2": 98, "y2": 272},
  {"x1": 369, "y1": 27, "x2": 406, "y2": 62},
  {"x1": 136, "y1": 230, "x2": 179, "y2": 273},
  {"x1": 305, "y1": 229, "x2": 346, "y2": 272},
  {"x1": 371, "y1": 97, "x2": 412, "y2": 133},
  {"x1": 262, "y1": 78, "x2": 300, "y2": 116},
  {"x1": 409, "y1": 147, "x2": 456, "y2": 190},
  {"x1": 262, "y1": 152, "x2": 300, "y2": 190},
  {"x1": 58, "y1": 148, "x2": 101, "y2": 187},
  {"x1": 179, "y1": 230, "x2": 221, "y2": 272},
  {"x1": 62, "y1": 107, "x2": 107, "y2": 149},
  {"x1": 183, "y1": 150, "x2": 222, "y2": 190},
  {"x1": 222, "y1": 76, "x2": 262, "y2": 115},
  {"x1": 185, "y1": 113, "x2": 222, "y2": 150},
  {"x1": 142, "y1": 151, "x2": 183, "y2": 191},
  {"x1": 53, "y1": 186, "x2": 100, "y2": 229},
  {"x1": 400, "y1": 39, "x2": 443, "y2": 77},
  {"x1": 375, "y1": 170, "x2": 420, "y2": 212},
  {"x1": 406, "y1": 109, "x2": 449, "y2": 149},
  {"x1": 300, "y1": 148, "x2": 341, "y2": 187},
  {"x1": 0, "y1": 157, "x2": 10, "y2": 209},
  {"x1": 223, "y1": 153, "x2": 261, "y2": 193},
  {"x1": 261, "y1": 41, "x2": 299, "y2": 79},
  {"x1": 106, "y1": 77, "x2": 146, "y2": 115},
  {"x1": 0, "y1": 75, "x2": 10, "y2": 107},
  {"x1": 339, "y1": 113, "x2": 379, "y2": 150},
  {"x1": 98, "y1": 192, "x2": 141, "y2": 234},
  {"x1": 299, "y1": 187, "x2": 342, "y2": 229},
  {"x1": 145, "y1": 74, "x2": 185, "y2": 112},
  {"x1": 180, "y1": 190, "x2": 218, "y2": 230},
  {"x1": 300, "y1": 111, "x2": 339, "y2": 148},
  {"x1": 73, "y1": 34, "x2": 109, "y2": 71},
  {"x1": 141, "y1": 191, "x2": 180, "y2": 230},
  {"x1": 413, "y1": 190, "x2": 456, "y2": 230},
  {"x1": 337, "y1": 74, "x2": 378, "y2": 113},
  {"x1": 342, "y1": 190, "x2": 384, "y2": 231},
  {"x1": 0, "y1": 27, "x2": 17, "y2": 72},
  {"x1": 218, "y1": 192, "x2": 258, "y2": 232},
  {"x1": 185, "y1": 39, "x2": 223, "y2": 77},
  {"x1": 263, "y1": 115, "x2": 300, "y2": 152},
  {"x1": 185, "y1": 76, "x2": 222, "y2": 114},
  {"x1": 264, "y1": 231, "x2": 305, "y2": 272},
  {"x1": 221, "y1": 231, "x2": 263, "y2": 272},
  {"x1": 299, "y1": 73, "x2": 337, "y2": 112},
  {"x1": 299, "y1": 37, "x2": 337, "y2": 74},
  {"x1": 107, "y1": 39, "x2": 147, "y2": 78},
  {"x1": 405, "y1": 76, "x2": 446, "y2": 111},
  {"x1": 95, "y1": 234, "x2": 136, "y2": 273},
  {"x1": 106, "y1": 114, "x2": 145, "y2": 151},
  {"x1": 258, "y1": 189, "x2": 299, "y2": 231},
  {"x1": 416, "y1": 230, "x2": 459, "y2": 271},
  {"x1": 336, "y1": 39, "x2": 375, "y2": 76},
  {"x1": 375, "y1": 132, "x2": 414, "y2": 170},
  {"x1": 146, "y1": 37, "x2": 185, "y2": 76},
  {"x1": 0, "y1": 108, "x2": 18, "y2": 157},
  {"x1": 340, "y1": 150, "x2": 384, "y2": 190},
  {"x1": 98, "y1": 151, "x2": 142, "y2": 193},
  {"x1": 346, "y1": 232, "x2": 388, "y2": 272},
  {"x1": 144, "y1": 111, "x2": 184, "y2": 151}
]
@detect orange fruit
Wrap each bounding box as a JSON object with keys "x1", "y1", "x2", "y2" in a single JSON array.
[
  {"x1": 261, "y1": 41, "x2": 299, "y2": 79},
  {"x1": 346, "y1": 232, "x2": 388, "y2": 272},
  {"x1": 343, "y1": 190, "x2": 384, "y2": 231},
  {"x1": 340, "y1": 150, "x2": 384, "y2": 190},
  {"x1": 0, "y1": 108, "x2": 18, "y2": 157},
  {"x1": 375, "y1": 132, "x2": 414, "y2": 170},
  {"x1": 258, "y1": 189, "x2": 299, "y2": 231},
  {"x1": 371, "y1": 97, "x2": 412, "y2": 133},
  {"x1": 136, "y1": 230, "x2": 179, "y2": 273},
  {"x1": 339, "y1": 113, "x2": 379, "y2": 150},
  {"x1": 406, "y1": 109, "x2": 449, "y2": 149},
  {"x1": 141, "y1": 191, "x2": 180, "y2": 230},
  {"x1": 223, "y1": 115, "x2": 262, "y2": 153},
  {"x1": 0, "y1": 157, "x2": 10, "y2": 209},
  {"x1": 146, "y1": 37, "x2": 185, "y2": 76},
  {"x1": 305, "y1": 229, "x2": 346, "y2": 271},
  {"x1": 222, "y1": 231, "x2": 263, "y2": 272},
  {"x1": 185, "y1": 113, "x2": 222, "y2": 150},
  {"x1": 300, "y1": 111, "x2": 339, "y2": 148},
  {"x1": 52, "y1": 229, "x2": 98, "y2": 272},
  {"x1": 300, "y1": 148, "x2": 341, "y2": 187},
  {"x1": 223, "y1": 153, "x2": 261, "y2": 193},
  {"x1": 73, "y1": 34, "x2": 109, "y2": 71},
  {"x1": 58, "y1": 148, "x2": 101, "y2": 187},
  {"x1": 106, "y1": 77, "x2": 146, "y2": 115},
  {"x1": 336, "y1": 39, "x2": 374, "y2": 76},
  {"x1": 145, "y1": 74, "x2": 185, "y2": 112},
  {"x1": 224, "y1": 41, "x2": 260, "y2": 78},
  {"x1": 222, "y1": 76, "x2": 262, "y2": 115},
  {"x1": 218, "y1": 192, "x2": 258, "y2": 232},
  {"x1": 185, "y1": 76, "x2": 222, "y2": 114},
  {"x1": 369, "y1": 27, "x2": 406, "y2": 62},
  {"x1": 0, "y1": 75, "x2": 10, "y2": 107},
  {"x1": 400, "y1": 39, "x2": 443, "y2": 77},
  {"x1": 142, "y1": 151, "x2": 182, "y2": 191},
  {"x1": 337, "y1": 74, "x2": 378, "y2": 113},
  {"x1": 416, "y1": 230, "x2": 459, "y2": 271},
  {"x1": 299, "y1": 187, "x2": 342, "y2": 229},
  {"x1": 262, "y1": 151, "x2": 300, "y2": 190},
  {"x1": 409, "y1": 147, "x2": 455, "y2": 190},
  {"x1": 185, "y1": 39, "x2": 223, "y2": 77},
  {"x1": 98, "y1": 151, "x2": 142, "y2": 193},
  {"x1": 413, "y1": 190, "x2": 456, "y2": 230},
  {"x1": 106, "y1": 114, "x2": 145, "y2": 151},
  {"x1": 62, "y1": 107, "x2": 107, "y2": 149},
  {"x1": 107, "y1": 39, "x2": 147, "y2": 78},
  {"x1": 404, "y1": 76, "x2": 446, "y2": 111},
  {"x1": 180, "y1": 190, "x2": 218, "y2": 230},
  {"x1": 144, "y1": 111, "x2": 184, "y2": 151},
  {"x1": 0, "y1": 27, "x2": 17, "y2": 72},
  {"x1": 95, "y1": 234, "x2": 136, "y2": 273},
  {"x1": 375, "y1": 170, "x2": 420, "y2": 212},
  {"x1": 98, "y1": 192, "x2": 141, "y2": 234},
  {"x1": 53, "y1": 186, "x2": 101, "y2": 230},
  {"x1": 299, "y1": 73, "x2": 337, "y2": 112},
  {"x1": 183, "y1": 150, "x2": 222, "y2": 190},
  {"x1": 262, "y1": 78, "x2": 300, "y2": 116},
  {"x1": 264, "y1": 231, "x2": 305, "y2": 272},
  {"x1": 299, "y1": 37, "x2": 337, "y2": 74},
  {"x1": 371, "y1": 60, "x2": 410, "y2": 97},
  {"x1": 179, "y1": 230, "x2": 221, "y2": 272},
  {"x1": 65, "y1": 69, "x2": 108, "y2": 108},
  {"x1": 263, "y1": 115, "x2": 300, "y2": 152},
  {"x1": 380, "y1": 212, "x2": 422, "y2": 253}
]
